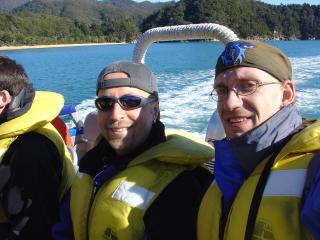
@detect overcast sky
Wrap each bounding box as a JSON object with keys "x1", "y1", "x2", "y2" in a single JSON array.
[{"x1": 134, "y1": 0, "x2": 319, "y2": 4}]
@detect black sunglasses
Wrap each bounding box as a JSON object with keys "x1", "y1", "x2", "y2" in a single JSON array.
[{"x1": 95, "y1": 95, "x2": 157, "y2": 111}]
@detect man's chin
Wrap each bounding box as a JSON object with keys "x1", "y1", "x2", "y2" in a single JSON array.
[
  {"x1": 226, "y1": 130, "x2": 248, "y2": 139},
  {"x1": 224, "y1": 122, "x2": 255, "y2": 139},
  {"x1": 108, "y1": 140, "x2": 125, "y2": 150},
  {"x1": 110, "y1": 146, "x2": 128, "y2": 156}
]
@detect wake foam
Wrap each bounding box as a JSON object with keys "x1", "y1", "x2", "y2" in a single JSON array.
[{"x1": 75, "y1": 55, "x2": 320, "y2": 139}]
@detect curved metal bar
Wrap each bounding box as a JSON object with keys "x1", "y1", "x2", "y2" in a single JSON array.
[{"x1": 132, "y1": 23, "x2": 239, "y2": 63}]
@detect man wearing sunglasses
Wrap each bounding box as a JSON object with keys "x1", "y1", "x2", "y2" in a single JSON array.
[
  {"x1": 198, "y1": 41, "x2": 320, "y2": 240},
  {"x1": 53, "y1": 60, "x2": 213, "y2": 240}
]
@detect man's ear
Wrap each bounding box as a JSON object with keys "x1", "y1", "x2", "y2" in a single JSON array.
[
  {"x1": 281, "y1": 80, "x2": 295, "y2": 107},
  {"x1": 0, "y1": 90, "x2": 12, "y2": 110}
]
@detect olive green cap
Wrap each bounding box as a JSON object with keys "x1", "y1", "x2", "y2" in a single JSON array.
[{"x1": 215, "y1": 40, "x2": 292, "y2": 82}]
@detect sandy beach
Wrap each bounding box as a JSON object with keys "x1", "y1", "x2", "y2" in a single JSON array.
[{"x1": 0, "y1": 42, "x2": 127, "y2": 51}]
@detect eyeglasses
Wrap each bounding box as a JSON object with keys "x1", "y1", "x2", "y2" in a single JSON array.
[
  {"x1": 210, "y1": 80, "x2": 282, "y2": 102},
  {"x1": 95, "y1": 95, "x2": 157, "y2": 111}
]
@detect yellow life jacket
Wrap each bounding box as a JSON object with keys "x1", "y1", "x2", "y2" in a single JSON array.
[
  {"x1": 0, "y1": 91, "x2": 75, "y2": 223},
  {"x1": 70, "y1": 129, "x2": 214, "y2": 240},
  {"x1": 198, "y1": 121, "x2": 320, "y2": 240}
]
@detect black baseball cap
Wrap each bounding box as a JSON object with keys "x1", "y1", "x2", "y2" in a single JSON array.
[{"x1": 96, "y1": 61, "x2": 158, "y2": 96}]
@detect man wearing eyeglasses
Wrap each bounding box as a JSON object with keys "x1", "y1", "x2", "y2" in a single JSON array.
[
  {"x1": 198, "y1": 41, "x2": 320, "y2": 240},
  {"x1": 53, "y1": 60, "x2": 213, "y2": 240}
]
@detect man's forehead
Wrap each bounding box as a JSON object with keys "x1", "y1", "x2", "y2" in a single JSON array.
[
  {"x1": 214, "y1": 68, "x2": 243, "y2": 86},
  {"x1": 214, "y1": 67, "x2": 278, "y2": 85},
  {"x1": 98, "y1": 85, "x2": 150, "y2": 97},
  {"x1": 103, "y1": 71, "x2": 129, "y2": 80}
]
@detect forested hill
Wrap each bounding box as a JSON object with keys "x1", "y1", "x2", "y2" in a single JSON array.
[
  {"x1": 0, "y1": 0, "x2": 170, "y2": 46},
  {"x1": 0, "y1": 0, "x2": 31, "y2": 12},
  {"x1": 11, "y1": 0, "x2": 166, "y2": 24},
  {"x1": 0, "y1": 0, "x2": 319, "y2": 47},
  {"x1": 142, "y1": 0, "x2": 320, "y2": 40}
]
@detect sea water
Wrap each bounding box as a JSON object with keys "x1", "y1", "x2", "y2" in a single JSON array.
[{"x1": 1, "y1": 40, "x2": 320, "y2": 139}]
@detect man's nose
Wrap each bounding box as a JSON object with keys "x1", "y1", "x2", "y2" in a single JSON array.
[
  {"x1": 109, "y1": 102, "x2": 125, "y2": 121},
  {"x1": 222, "y1": 89, "x2": 243, "y2": 111}
]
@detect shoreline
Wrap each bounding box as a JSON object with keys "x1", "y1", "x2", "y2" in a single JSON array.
[{"x1": 0, "y1": 42, "x2": 127, "y2": 51}]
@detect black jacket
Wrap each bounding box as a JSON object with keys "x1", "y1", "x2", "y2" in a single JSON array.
[
  {"x1": 80, "y1": 121, "x2": 213, "y2": 240},
  {"x1": 0, "y1": 132, "x2": 62, "y2": 240}
]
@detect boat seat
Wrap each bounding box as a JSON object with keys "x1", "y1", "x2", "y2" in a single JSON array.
[{"x1": 204, "y1": 110, "x2": 225, "y2": 172}]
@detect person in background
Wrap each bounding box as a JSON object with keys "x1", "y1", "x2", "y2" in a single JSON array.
[
  {"x1": 75, "y1": 110, "x2": 100, "y2": 160},
  {"x1": 53, "y1": 60, "x2": 213, "y2": 240},
  {"x1": 0, "y1": 56, "x2": 75, "y2": 240},
  {"x1": 198, "y1": 41, "x2": 320, "y2": 240}
]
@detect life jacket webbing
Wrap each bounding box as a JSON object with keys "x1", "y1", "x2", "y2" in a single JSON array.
[{"x1": 244, "y1": 135, "x2": 293, "y2": 240}]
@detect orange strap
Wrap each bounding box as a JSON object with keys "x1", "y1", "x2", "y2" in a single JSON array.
[{"x1": 51, "y1": 117, "x2": 74, "y2": 147}]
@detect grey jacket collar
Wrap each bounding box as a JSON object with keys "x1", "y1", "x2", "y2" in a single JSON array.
[
  {"x1": 0, "y1": 84, "x2": 35, "y2": 124},
  {"x1": 228, "y1": 104, "x2": 303, "y2": 176}
]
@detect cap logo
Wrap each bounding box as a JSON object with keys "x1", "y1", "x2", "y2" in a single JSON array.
[{"x1": 221, "y1": 41, "x2": 255, "y2": 66}]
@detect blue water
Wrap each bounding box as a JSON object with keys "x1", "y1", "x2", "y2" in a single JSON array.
[{"x1": 1, "y1": 40, "x2": 320, "y2": 138}]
